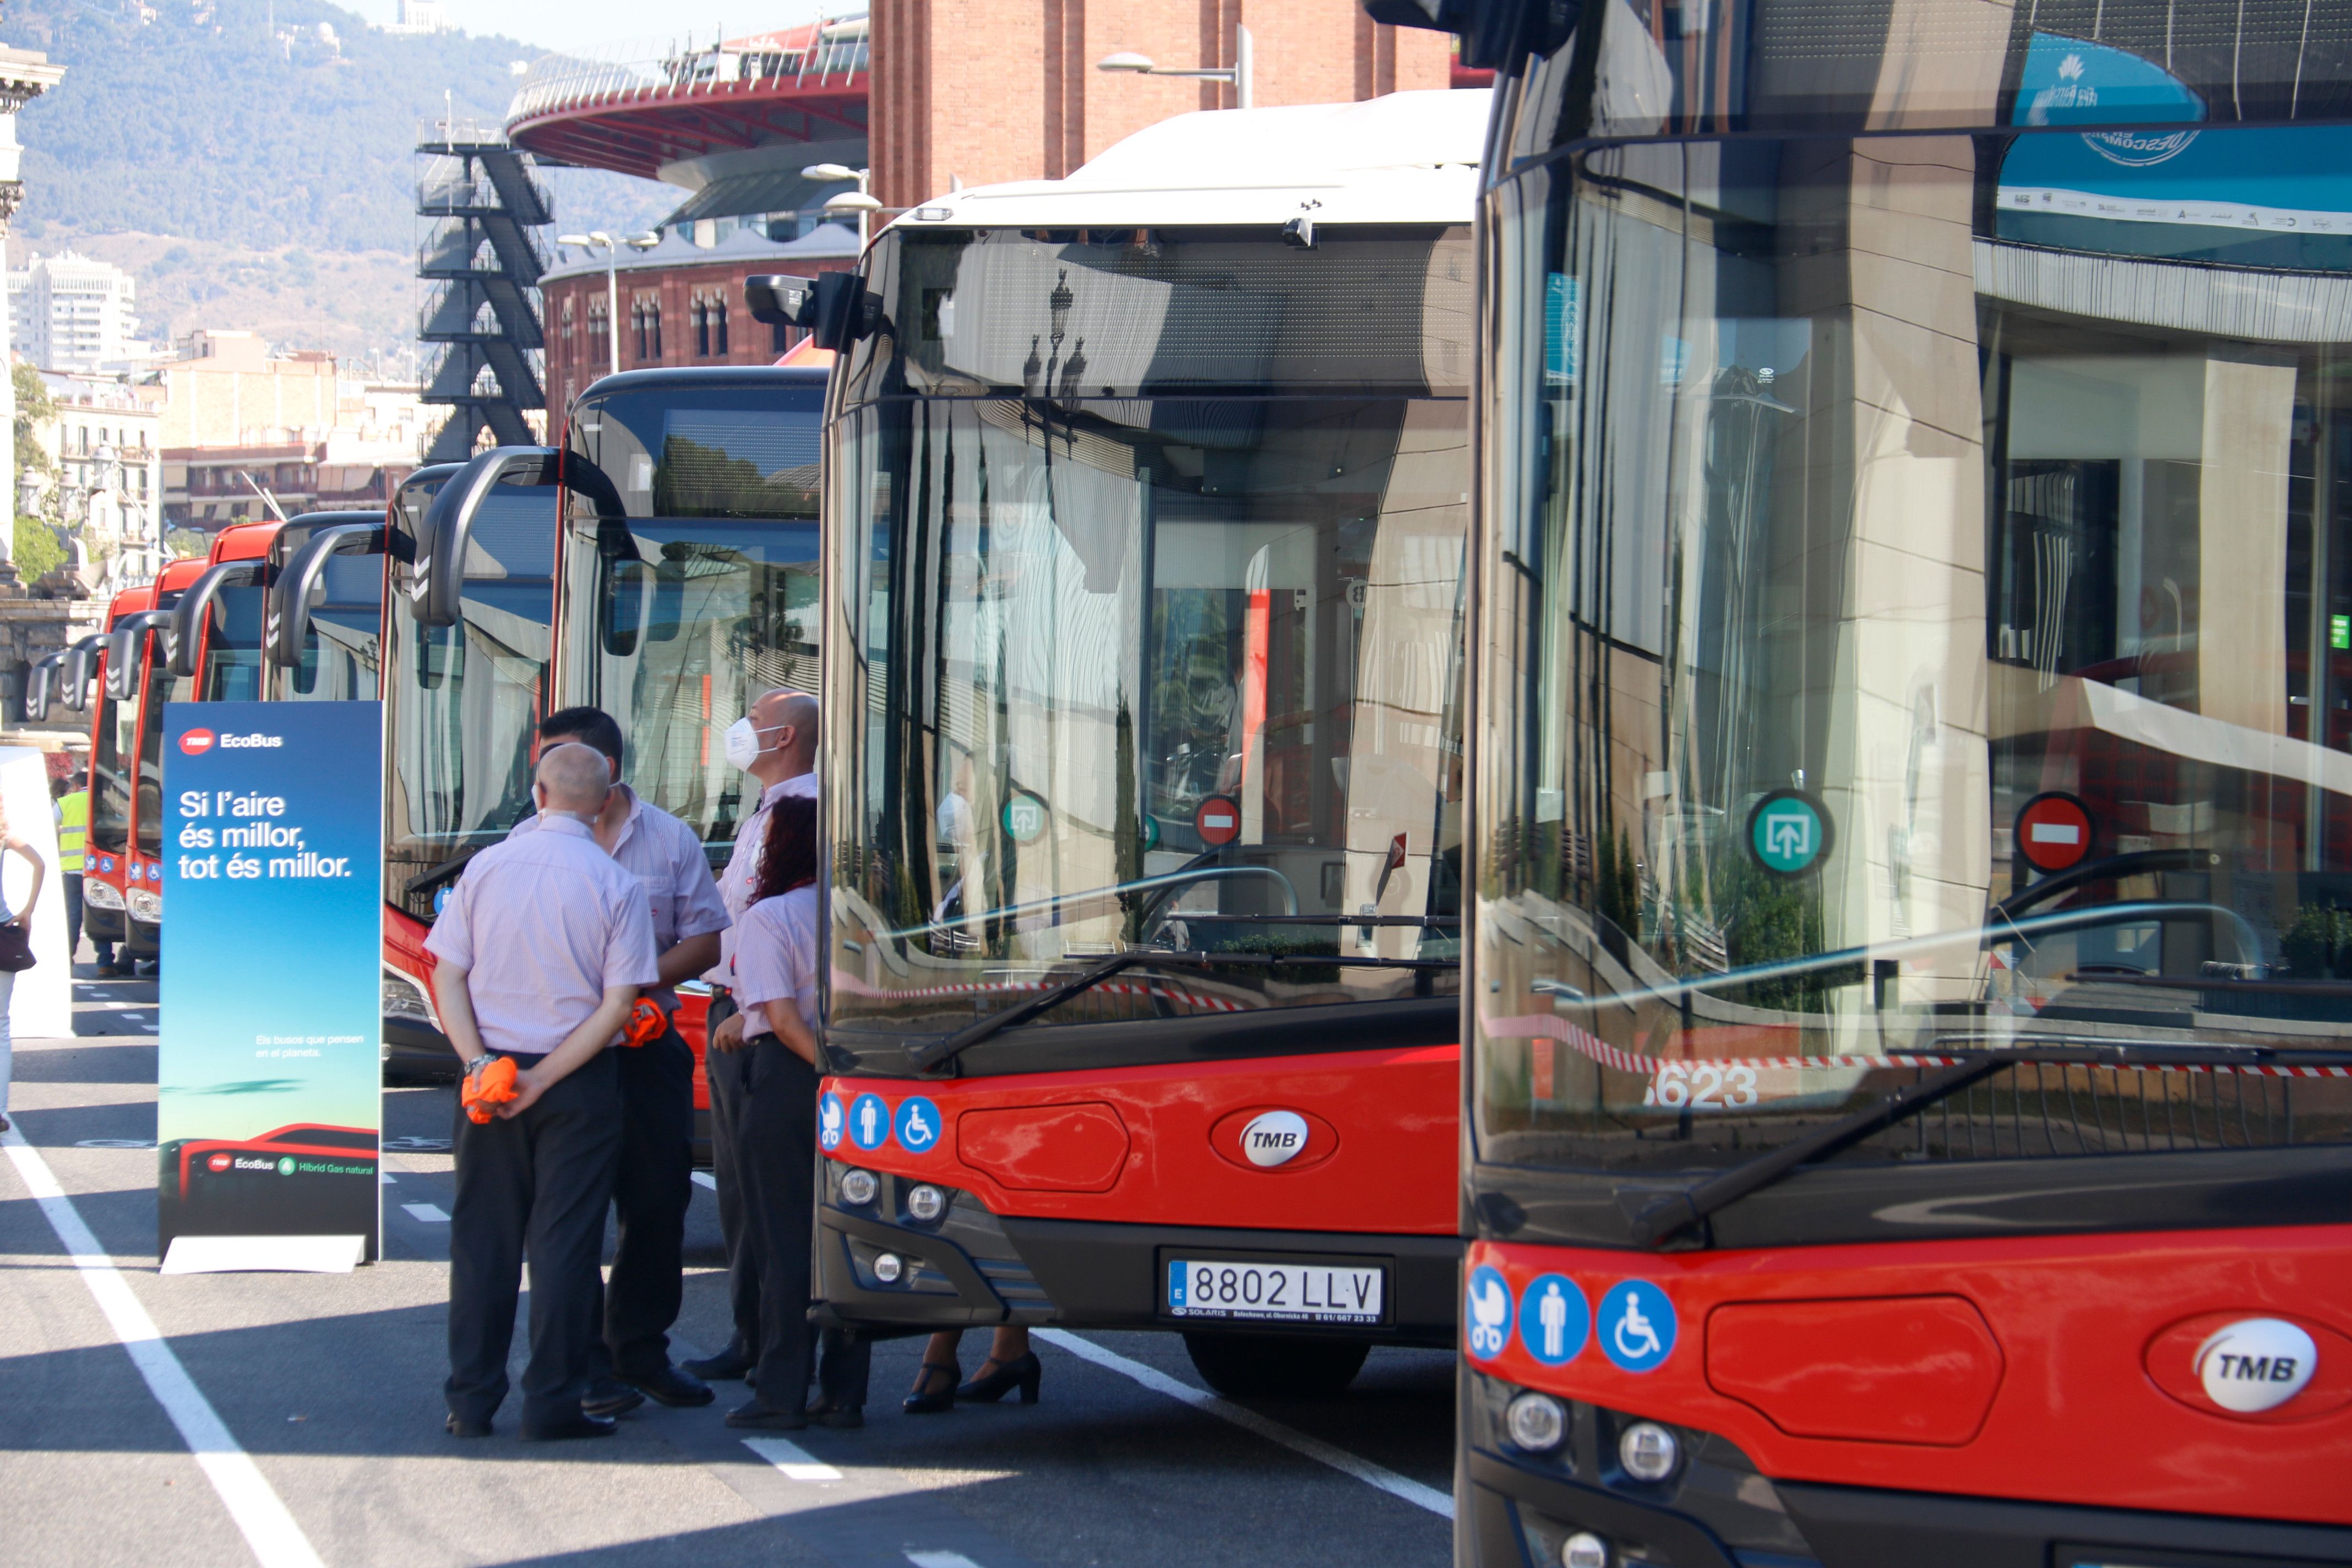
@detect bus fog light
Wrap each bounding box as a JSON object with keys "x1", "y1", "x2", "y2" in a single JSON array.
[
  {"x1": 907, "y1": 1183, "x2": 946, "y2": 1222},
  {"x1": 873, "y1": 1252, "x2": 903, "y2": 1283},
  {"x1": 1561, "y1": 1532, "x2": 1609, "y2": 1568},
  {"x1": 839, "y1": 1168, "x2": 879, "y2": 1206},
  {"x1": 1618, "y1": 1421, "x2": 1680, "y2": 1482},
  {"x1": 1505, "y1": 1391, "x2": 1566, "y2": 1452}
]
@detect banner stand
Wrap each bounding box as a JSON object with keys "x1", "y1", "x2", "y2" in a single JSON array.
[{"x1": 161, "y1": 1235, "x2": 367, "y2": 1275}]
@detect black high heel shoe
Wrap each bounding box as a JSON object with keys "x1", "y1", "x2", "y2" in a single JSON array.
[
  {"x1": 956, "y1": 1351, "x2": 1042, "y2": 1405},
  {"x1": 903, "y1": 1360, "x2": 961, "y2": 1414}
]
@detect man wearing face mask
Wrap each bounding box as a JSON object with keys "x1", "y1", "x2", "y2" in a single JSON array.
[
  {"x1": 682, "y1": 687, "x2": 819, "y2": 1385},
  {"x1": 429, "y1": 743, "x2": 658, "y2": 1441}
]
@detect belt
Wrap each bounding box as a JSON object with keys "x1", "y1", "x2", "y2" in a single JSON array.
[{"x1": 709, "y1": 984, "x2": 733, "y2": 999}]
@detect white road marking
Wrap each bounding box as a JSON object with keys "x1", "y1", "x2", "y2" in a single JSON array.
[
  {"x1": 1, "y1": 1126, "x2": 328, "y2": 1568},
  {"x1": 378, "y1": 1173, "x2": 396, "y2": 1186},
  {"x1": 907, "y1": 1553, "x2": 986, "y2": 1568},
  {"x1": 691, "y1": 1170, "x2": 717, "y2": 1190},
  {"x1": 741, "y1": 1435, "x2": 842, "y2": 1482},
  {"x1": 1034, "y1": 1329, "x2": 1453, "y2": 1520},
  {"x1": 400, "y1": 1202, "x2": 449, "y2": 1223}
]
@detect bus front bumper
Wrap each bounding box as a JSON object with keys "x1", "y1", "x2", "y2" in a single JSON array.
[
  {"x1": 811, "y1": 1164, "x2": 1459, "y2": 1344},
  {"x1": 1461, "y1": 1369, "x2": 2352, "y2": 1568}
]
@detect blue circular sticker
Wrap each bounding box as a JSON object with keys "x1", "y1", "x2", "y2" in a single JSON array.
[
  {"x1": 848, "y1": 1093, "x2": 891, "y2": 1151},
  {"x1": 1747, "y1": 788, "x2": 1832, "y2": 878},
  {"x1": 1517, "y1": 1273, "x2": 1590, "y2": 1366},
  {"x1": 1598, "y1": 1279, "x2": 1678, "y2": 1373},
  {"x1": 1465, "y1": 1265, "x2": 1514, "y2": 1362},
  {"x1": 817, "y1": 1092, "x2": 846, "y2": 1152},
  {"x1": 894, "y1": 1095, "x2": 941, "y2": 1153}
]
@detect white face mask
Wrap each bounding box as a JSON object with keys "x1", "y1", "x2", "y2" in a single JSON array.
[{"x1": 723, "y1": 716, "x2": 782, "y2": 772}]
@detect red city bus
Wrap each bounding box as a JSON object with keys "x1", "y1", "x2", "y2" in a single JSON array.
[
  {"x1": 1403, "y1": 0, "x2": 2352, "y2": 1560},
  {"x1": 420, "y1": 363, "x2": 832, "y2": 1142},
  {"x1": 68, "y1": 582, "x2": 157, "y2": 967},
  {"x1": 798, "y1": 92, "x2": 1484, "y2": 1393}
]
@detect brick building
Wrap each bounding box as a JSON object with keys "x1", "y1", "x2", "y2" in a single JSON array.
[{"x1": 541, "y1": 222, "x2": 861, "y2": 421}]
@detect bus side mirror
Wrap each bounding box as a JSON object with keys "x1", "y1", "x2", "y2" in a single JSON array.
[
  {"x1": 420, "y1": 446, "x2": 559, "y2": 628},
  {"x1": 747, "y1": 271, "x2": 877, "y2": 352},
  {"x1": 170, "y1": 560, "x2": 264, "y2": 679},
  {"x1": 59, "y1": 636, "x2": 100, "y2": 712},
  {"x1": 24, "y1": 653, "x2": 58, "y2": 722},
  {"x1": 602, "y1": 557, "x2": 648, "y2": 658},
  {"x1": 271, "y1": 521, "x2": 383, "y2": 668},
  {"x1": 1360, "y1": 0, "x2": 1576, "y2": 68}
]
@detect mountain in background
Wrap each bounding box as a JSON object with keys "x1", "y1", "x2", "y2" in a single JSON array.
[{"x1": 0, "y1": 0, "x2": 672, "y2": 361}]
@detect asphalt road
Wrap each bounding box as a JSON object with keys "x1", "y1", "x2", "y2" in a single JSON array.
[{"x1": 0, "y1": 974, "x2": 1456, "y2": 1567}]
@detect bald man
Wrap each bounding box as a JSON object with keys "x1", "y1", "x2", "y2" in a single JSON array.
[
  {"x1": 685, "y1": 687, "x2": 818, "y2": 1384},
  {"x1": 428, "y1": 743, "x2": 660, "y2": 1441}
]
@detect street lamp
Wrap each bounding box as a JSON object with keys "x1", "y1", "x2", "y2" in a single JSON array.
[
  {"x1": 557, "y1": 229, "x2": 661, "y2": 378},
  {"x1": 1097, "y1": 25, "x2": 1253, "y2": 108},
  {"x1": 803, "y1": 161, "x2": 878, "y2": 249}
]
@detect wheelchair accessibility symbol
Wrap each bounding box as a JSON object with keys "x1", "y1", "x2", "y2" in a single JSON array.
[
  {"x1": 894, "y1": 1095, "x2": 941, "y2": 1153},
  {"x1": 1597, "y1": 1279, "x2": 1677, "y2": 1373},
  {"x1": 850, "y1": 1093, "x2": 891, "y2": 1151},
  {"x1": 1464, "y1": 1265, "x2": 1513, "y2": 1362},
  {"x1": 817, "y1": 1092, "x2": 846, "y2": 1152}
]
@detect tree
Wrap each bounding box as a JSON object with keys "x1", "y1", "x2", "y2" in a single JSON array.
[
  {"x1": 13, "y1": 515, "x2": 65, "y2": 580},
  {"x1": 13, "y1": 362, "x2": 53, "y2": 502}
]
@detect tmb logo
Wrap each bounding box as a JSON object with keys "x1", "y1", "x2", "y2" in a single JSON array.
[
  {"x1": 179, "y1": 728, "x2": 216, "y2": 756},
  {"x1": 1240, "y1": 1109, "x2": 1311, "y2": 1168},
  {"x1": 206, "y1": 1152, "x2": 233, "y2": 1173},
  {"x1": 2196, "y1": 1319, "x2": 2318, "y2": 1413}
]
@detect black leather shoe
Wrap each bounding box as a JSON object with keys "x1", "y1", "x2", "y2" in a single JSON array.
[
  {"x1": 957, "y1": 1351, "x2": 1042, "y2": 1406},
  {"x1": 804, "y1": 1395, "x2": 864, "y2": 1429},
  {"x1": 684, "y1": 1348, "x2": 754, "y2": 1382},
  {"x1": 445, "y1": 1414, "x2": 493, "y2": 1439},
  {"x1": 903, "y1": 1360, "x2": 961, "y2": 1415},
  {"x1": 723, "y1": 1400, "x2": 808, "y2": 1430},
  {"x1": 520, "y1": 1412, "x2": 618, "y2": 1441},
  {"x1": 620, "y1": 1364, "x2": 715, "y2": 1408},
  {"x1": 581, "y1": 1379, "x2": 646, "y2": 1418}
]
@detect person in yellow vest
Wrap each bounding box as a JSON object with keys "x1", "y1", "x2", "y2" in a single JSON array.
[{"x1": 53, "y1": 771, "x2": 86, "y2": 967}]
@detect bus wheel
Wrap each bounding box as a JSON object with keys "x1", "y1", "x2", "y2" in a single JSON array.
[{"x1": 1182, "y1": 1333, "x2": 1370, "y2": 1397}]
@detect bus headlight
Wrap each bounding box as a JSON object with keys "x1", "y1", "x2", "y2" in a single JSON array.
[
  {"x1": 873, "y1": 1251, "x2": 904, "y2": 1283},
  {"x1": 1561, "y1": 1532, "x2": 1609, "y2": 1568},
  {"x1": 382, "y1": 965, "x2": 440, "y2": 1029},
  {"x1": 85, "y1": 879, "x2": 124, "y2": 911},
  {"x1": 838, "y1": 1167, "x2": 879, "y2": 1206},
  {"x1": 906, "y1": 1183, "x2": 946, "y2": 1223},
  {"x1": 126, "y1": 888, "x2": 162, "y2": 922},
  {"x1": 1618, "y1": 1421, "x2": 1680, "y2": 1482},
  {"x1": 1506, "y1": 1391, "x2": 1567, "y2": 1453}
]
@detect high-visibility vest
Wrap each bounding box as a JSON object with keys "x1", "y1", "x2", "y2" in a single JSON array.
[{"x1": 58, "y1": 789, "x2": 86, "y2": 872}]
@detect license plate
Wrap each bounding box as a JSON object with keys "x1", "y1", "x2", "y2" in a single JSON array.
[{"x1": 1166, "y1": 1259, "x2": 1385, "y2": 1325}]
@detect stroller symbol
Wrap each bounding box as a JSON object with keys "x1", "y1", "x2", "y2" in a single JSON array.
[
  {"x1": 1466, "y1": 1268, "x2": 1512, "y2": 1360},
  {"x1": 819, "y1": 1096, "x2": 844, "y2": 1148}
]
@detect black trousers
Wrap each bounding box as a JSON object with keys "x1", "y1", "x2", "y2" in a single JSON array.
[
  {"x1": 63, "y1": 873, "x2": 81, "y2": 959},
  {"x1": 591, "y1": 1023, "x2": 694, "y2": 1378},
  {"x1": 705, "y1": 992, "x2": 761, "y2": 1362},
  {"x1": 732, "y1": 1036, "x2": 870, "y2": 1409},
  {"x1": 446, "y1": 1049, "x2": 622, "y2": 1430}
]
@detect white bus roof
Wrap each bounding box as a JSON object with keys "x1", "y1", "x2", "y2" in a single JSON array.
[{"x1": 886, "y1": 88, "x2": 1489, "y2": 233}]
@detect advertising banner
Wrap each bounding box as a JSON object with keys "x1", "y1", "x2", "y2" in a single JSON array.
[{"x1": 158, "y1": 701, "x2": 383, "y2": 1272}]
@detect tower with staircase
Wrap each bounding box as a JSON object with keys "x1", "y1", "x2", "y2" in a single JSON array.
[{"x1": 415, "y1": 121, "x2": 548, "y2": 460}]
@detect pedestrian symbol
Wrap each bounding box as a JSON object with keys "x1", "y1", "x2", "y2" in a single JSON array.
[
  {"x1": 894, "y1": 1095, "x2": 941, "y2": 1153},
  {"x1": 818, "y1": 1092, "x2": 846, "y2": 1152},
  {"x1": 1747, "y1": 788, "x2": 1832, "y2": 877},
  {"x1": 1465, "y1": 1265, "x2": 1513, "y2": 1361},
  {"x1": 850, "y1": 1092, "x2": 891, "y2": 1151},
  {"x1": 1516, "y1": 1273, "x2": 1589, "y2": 1366},
  {"x1": 1597, "y1": 1279, "x2": 1678, "y2": 1373}
]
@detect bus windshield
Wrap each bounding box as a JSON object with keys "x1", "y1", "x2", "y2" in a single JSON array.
[
  {"x1": 560, "y1": 377, "x2": 824, "y2": 858},
  {"x1": 829, "y1": 225, "x2": 1472, "y2": 1068},
  {"x1": 136, "y1": 631, "x2": 193, "y2": 858},
  {"x1": 197, "y1": 576, "x2": 268, "y2": 703},
  {"x1": 383, "y1": 477, "x2": 554, "y2": 922},
  {"x1": 1474, "y1": 111, "x2": 2352, "y2": 1195},
  {"x1": 271, "y1": 518, "x2": 384, "y2": 703},
  {"x1": 91, "y1": 649, "x2": 135, "y2": 853}
]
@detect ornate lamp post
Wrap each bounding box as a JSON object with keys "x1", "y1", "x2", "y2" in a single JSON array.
[{"x1": 0, "y1": 45, "x2": 64, "y2": 590}]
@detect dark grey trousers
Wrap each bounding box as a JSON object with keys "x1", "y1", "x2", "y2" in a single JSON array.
[
  {"x1": 445, "y1": 1049, "x2": 622, "y2": 1430},
  {"x1": 594, "y1": 1024, "x2": 694, "y2": 1378},
  {"x1": 704, "y1": 992, "x2": 761, "y2": 1362}
]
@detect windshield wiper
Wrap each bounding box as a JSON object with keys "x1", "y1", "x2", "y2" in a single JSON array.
[
  {"x1": 910, "y1": 949, "x2": 1457, "y2": 1074},
  {"x1": 1625, "y1": 1039, "x2": 2336, "y2": 1250}
]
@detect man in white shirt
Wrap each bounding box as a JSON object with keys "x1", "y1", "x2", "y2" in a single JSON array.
[
  {"x1": 518, "y1": 707, "x2": 730, "y2": 1414},
  {"x1": 428, "y1": 743, "x2": 658, "y2": 1441},
  {"x1": 684, "y1": 687, "x2": 819, "y2": 1385}
]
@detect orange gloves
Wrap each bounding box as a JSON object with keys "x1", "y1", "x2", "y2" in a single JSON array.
[
  {"x1": 622, "y1": 997, "x2": 666, "y2": 1048},
  {"x1": 461, "y1": 1055, "x2": 519, "y2": 1124}
]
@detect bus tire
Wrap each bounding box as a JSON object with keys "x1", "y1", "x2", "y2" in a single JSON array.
[{"x1": 1181, "y1": 1332, "x2": 1370, "y2": 1397}]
